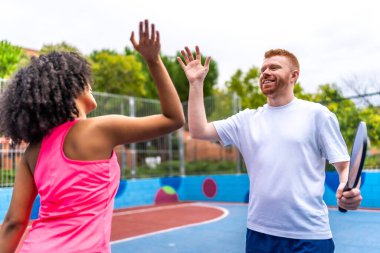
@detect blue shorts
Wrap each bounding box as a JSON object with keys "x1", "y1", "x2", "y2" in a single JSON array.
[{"x1": 246, "y1": 229, "x2": 335, "y2": 253}]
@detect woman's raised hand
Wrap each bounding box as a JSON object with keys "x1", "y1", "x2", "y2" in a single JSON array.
[{"x1": 130, "y1": 19, "x2": 160, "y2": 63}]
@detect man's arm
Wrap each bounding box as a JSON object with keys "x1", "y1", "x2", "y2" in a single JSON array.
[{"x1": 178, "y1": 46, "x2": 219, "y2": 141}]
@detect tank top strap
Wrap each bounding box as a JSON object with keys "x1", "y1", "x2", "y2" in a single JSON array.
[{"x1": 39, "y1": 119, "x2": 79, "y2": 161}]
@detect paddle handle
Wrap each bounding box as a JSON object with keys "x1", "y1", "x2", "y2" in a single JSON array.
[
  {"x1": 338, "y1": 206, "x2": 347, "y2": 213},
  {"x1": 338, "y1": 183, "x2": 350, "y2": 213}
]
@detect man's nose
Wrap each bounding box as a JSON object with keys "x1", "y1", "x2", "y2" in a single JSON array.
[{"x1": 261, "y1": 69, "x2": 270, "y2": 77}]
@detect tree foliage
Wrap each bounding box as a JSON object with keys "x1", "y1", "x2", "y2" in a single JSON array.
[
  {"x1": 40, "y1": 41, "x2": 82, "y2": 55},
  {"x1": 359, "y1": 106, "x2": 380, "y2": 148},
  {"x1": 225, "y1": 66, "x2": 266, "y2": 109},
  {"x1": 0, "y1": 40, "x2": 28, "y2": 78},
  {"x1": 312, "y1": 83, "x2": 380, "y2": 148},
  {"x1": 313, "y1": 84, "x2": 360, "y2": 147},
  {"x1": 125, "y1": 47, "x2": 219, "y2": 101},
  {"x1": 89, "y1": 50, "x2": 146, "y2": 96}
]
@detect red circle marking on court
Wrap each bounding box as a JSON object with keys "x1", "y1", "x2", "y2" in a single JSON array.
[{"x1": 13, "y1": 202, "x2": 225, "y2": 250}]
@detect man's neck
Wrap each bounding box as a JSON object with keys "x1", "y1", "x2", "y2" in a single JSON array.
[{"x1": 267, "y1": 94, "x2": 295, "y2": 107}]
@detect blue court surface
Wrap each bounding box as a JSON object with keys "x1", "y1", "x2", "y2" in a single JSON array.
[{"x1": 111, "y1": 202, "x2": 380, "y2": 253}]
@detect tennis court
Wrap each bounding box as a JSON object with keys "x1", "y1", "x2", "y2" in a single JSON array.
[{"x1": 110, "y1": 202, "x2": 380, "y2": 253}]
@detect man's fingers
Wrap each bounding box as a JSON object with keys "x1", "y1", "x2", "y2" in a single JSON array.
[
  {"x1": 195, "y1": 46, "x2": 201, "y2": 60},
  {"x1": 181, "y1": 50, "x2": 189, "y2": 64},
  {"x1": 177, "y1": 57, "x2": 186, "y2": 69},
  {"x1": 342, "y1": 188, "x2": 361, "y2": 198},
  {"x1": 205, "y1": 56, "x2": 211, "y2": 68},
  {"x1": 185, "y1": 47, "x2": 194, "y2": 60}
]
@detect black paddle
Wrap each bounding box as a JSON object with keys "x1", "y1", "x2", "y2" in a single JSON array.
[{"x1": 338, "y1": 121, "x2": 368, "y2": 213}]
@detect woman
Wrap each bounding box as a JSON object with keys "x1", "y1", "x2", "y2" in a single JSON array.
[{"x1": 0, "y1": 20, "x2": 185, "y2": 253}]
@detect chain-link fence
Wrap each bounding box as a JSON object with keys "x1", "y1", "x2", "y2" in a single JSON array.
[
  {"x1": 0, "y1": 78, "x2": 6, "y2": 93},
  {"x1": 90, "y1": 91, "x2": 243, "y2": 180},
  {"x1": 0, "y1": 80, "x2": 242, "y2": 186},
  {"x1": 1, "y1": 76, "x2": 379, "y2": 187},
  {"x1": 320, "y1": 92, "x2": 380, "y2": 171}
]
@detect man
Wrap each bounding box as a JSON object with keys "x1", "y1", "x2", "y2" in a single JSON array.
[{"x1": 177, "y1": 46, "x2": 362, "y2": 253}]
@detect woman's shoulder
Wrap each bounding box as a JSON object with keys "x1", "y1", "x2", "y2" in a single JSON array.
[{"x1": 24, "y1": 141, "x2": 42, "y2": 174}]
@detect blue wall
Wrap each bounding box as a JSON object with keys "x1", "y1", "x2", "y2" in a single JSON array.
[
  {"x1": 1, "y1": 172, "x2": 380, "y2": 222},
  {"x1": 0, "y1": 188, "x2": 13, "y2": 221}
]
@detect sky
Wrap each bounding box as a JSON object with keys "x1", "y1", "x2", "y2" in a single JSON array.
[{"x1": 1, "y1": 0, "x2": 380, "y2": 95}]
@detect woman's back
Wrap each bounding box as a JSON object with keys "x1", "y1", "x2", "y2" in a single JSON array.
[{"x1": 19, "y1": 120, "x2": 120, "y2": 253}]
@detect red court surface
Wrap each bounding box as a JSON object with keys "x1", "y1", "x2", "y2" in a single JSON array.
[
  {"x1": 7, "y1": 202, "x2": 380, "y2": 253},
  {"x1": 111, "y1": 202, "x2": 226, "y2": 241},
  {"x1": 12, "y1": 201, "x2": 225, "y2": 252}
]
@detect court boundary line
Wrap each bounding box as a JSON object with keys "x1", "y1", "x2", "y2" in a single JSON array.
[
  {"x1": 111, "y1": 202, "x2": 229, "y2": 245},
  {"x1": 113, "y1": 202, "x2": 202, "y2": 216},
  {"x1": 328, "y1": 206, "x2": 380, "y2": 212}
]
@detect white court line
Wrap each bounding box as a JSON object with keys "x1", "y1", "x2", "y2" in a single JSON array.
[
  {"x1": 112, "y1": 202, "x2": 200, "y2": 217},
  {"x1": 328, "y1": 206, "x2": 380, "y2": 213},
  {"x1": 110, "y1": 202, "x2": 229, "y2": 245}
]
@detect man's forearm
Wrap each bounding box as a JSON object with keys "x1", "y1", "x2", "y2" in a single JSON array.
[
  {"x1": 334, "y1": 161, "x2": 349, "y2": 183},
  {"x1": 188, "y1": 84, "x2": 208, "y2": 139}
]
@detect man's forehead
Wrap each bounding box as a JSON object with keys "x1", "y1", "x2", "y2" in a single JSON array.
[{"x1": 262, "y1": 55, "x2": 288, "y2": 66}]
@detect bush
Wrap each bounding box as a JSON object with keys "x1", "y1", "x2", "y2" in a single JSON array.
[
  {"x1": 0, "y1": 169, "x2": 15, "y2": 187},
  {"x1": 325, "y1": 154, "x2": 380, "y2": 172},
  {"x1": 124, "y1": 160, "x2": 241, "y2": 179}
]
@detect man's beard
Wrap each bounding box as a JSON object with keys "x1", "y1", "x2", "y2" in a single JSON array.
[{"x1": 260, "y1": 78, "x2": 288, "y2": 97}]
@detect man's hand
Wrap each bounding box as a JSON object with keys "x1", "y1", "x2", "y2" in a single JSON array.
[
  {"x1": 336, "y1": 182, "x2": 363, "y2": 210},
  {"x1": 177, "y1": 46, "x2": 211, "y2": 85}
]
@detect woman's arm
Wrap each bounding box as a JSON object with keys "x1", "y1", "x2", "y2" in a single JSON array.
[
  {"x1": 92, "y1": 20, "x2": 185, "y2": 148},
  {"x1": 0, "y1": 151, "x2": 37, "y2": 252}
]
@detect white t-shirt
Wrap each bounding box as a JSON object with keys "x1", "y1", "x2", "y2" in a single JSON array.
[{"x1": 213, "y1": 98, "x2": 349, "y2": 239}]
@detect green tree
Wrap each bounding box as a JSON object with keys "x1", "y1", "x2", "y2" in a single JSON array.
[
  {"x1": 89, "y1": 49, "x2": 146, "y2": 96},
  {"x1": 225, "y1": 66, "x2": 266, "y2": 109},
  {"x1": 40, "y1": 41, "x2": 82, "y2": 55},
  {"x1": 313, "y1": 83, "x2": 361, "y2": 147},
  {"x1": 358, "y1": 106, "x2": 380, "y2": 147},
  {"x1": 125, "y1": 47, "x2": 158, "y2": 99},
  {"x1": 125, "y1": 47, "x2": 219, "y2": 101},
  {"x1": 0, "y1": 40, "x2": 28, "y2": 78},
  {"x1": 294, "y1": 83, "x2": 313, "y2": 101}
]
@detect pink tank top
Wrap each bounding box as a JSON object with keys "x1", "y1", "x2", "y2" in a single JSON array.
[{"x1": 19, "y1": 119, "x2": 120, "y2": 253}]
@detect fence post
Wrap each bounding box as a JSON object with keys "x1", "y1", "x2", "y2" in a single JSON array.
[
  {"x1": 178, "y1": 128, "x2": 185, "y2": 176},
  {"x1": 120, "y1": 101, "x2": 127, "y2": 179},
  {"x1": 0, "y1": 78, "x2": 5, "y2": 93},
  {"x1": 168, "y1": 133, "x2": 173, "y2": 176},
  {"x1": 129, "y1": 97, "x2": 136, "y2": 178}
]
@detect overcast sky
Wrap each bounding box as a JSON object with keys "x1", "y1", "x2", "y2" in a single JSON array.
[{"x1": 1, "y1": 0, "x2": 379, "y2": 95}]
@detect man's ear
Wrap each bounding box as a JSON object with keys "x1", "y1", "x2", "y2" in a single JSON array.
[{"x1": 291, "y1": 70, "x2": 299, "y2": 84}]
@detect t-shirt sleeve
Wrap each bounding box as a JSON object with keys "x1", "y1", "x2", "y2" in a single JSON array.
[
  {"x1": 318, "y1": 113, "x2": 350, "y2": 164},
  {"x1": 212, "y1": 109, "x2": 249, "y2": 149}
]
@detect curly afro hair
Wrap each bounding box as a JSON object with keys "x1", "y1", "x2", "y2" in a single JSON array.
[{"x1": 0, "y1": 51, "x2": 92, "y2": 144}]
